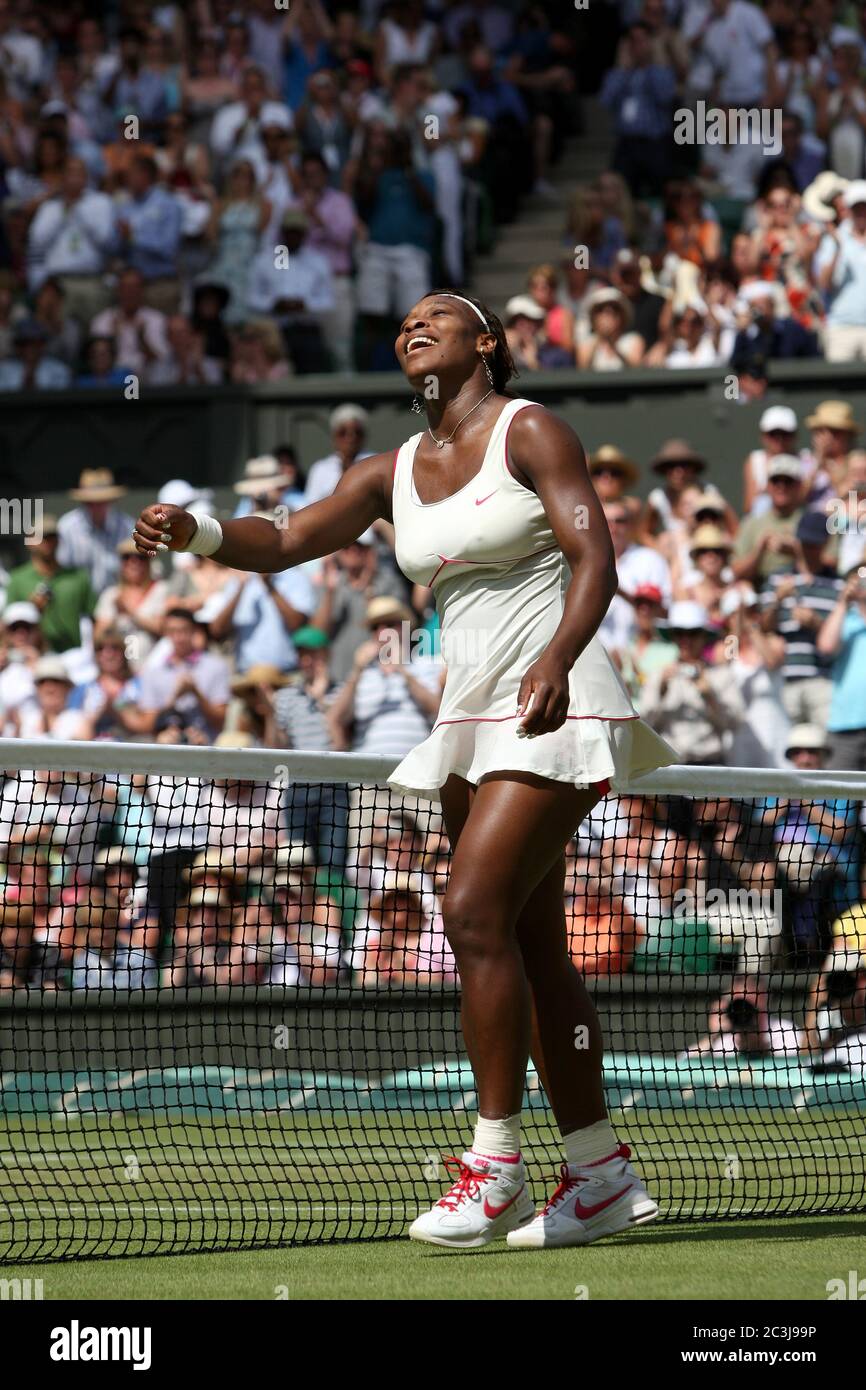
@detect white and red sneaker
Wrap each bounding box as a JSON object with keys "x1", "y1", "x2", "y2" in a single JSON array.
[
  {"x1": 408, "y1": 1151, "x2": 535, "y2": 1248},
  {"x1": 506, "y1": 1144, "x2": 658, "y2": 1249}
]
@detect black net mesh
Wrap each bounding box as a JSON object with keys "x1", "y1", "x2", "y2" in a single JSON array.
[{"x1": 1, "y1": 751, "x2": 865, "y2": 1262}]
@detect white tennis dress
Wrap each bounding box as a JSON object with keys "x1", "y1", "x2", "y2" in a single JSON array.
[{"x1": 388, "y1": 398, "x2": 677, "y2": 802}]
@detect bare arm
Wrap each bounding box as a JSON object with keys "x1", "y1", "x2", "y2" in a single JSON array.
[
  {"x1": 134, "y1": 451, "x2": 395, "y2": 569},
  {"x1": 505, "y1": 408, "x2": 618, "y2": 736}
]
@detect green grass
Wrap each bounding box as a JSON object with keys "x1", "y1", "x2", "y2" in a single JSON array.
[
  {"x1": 6, "y1": 1213, "x2": 866, "y2": 1300},
  {"x1": 3, "y1": 1107, "x2": 865, "y2": 1262}
]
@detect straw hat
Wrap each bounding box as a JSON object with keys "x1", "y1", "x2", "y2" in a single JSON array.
[
  {"x1": 689, "y1": 524, "x2": 732, "y2": 555},
  {"x1": 214, "y1": 730, "x2": 257, "y2": 749},
  {"x1": 273, "y1": 843, "x2": 318, "y2": 873},
  {"x1": 588, "y1": 444, "x2": 639, "y2": 486},
  {"x1": 187, "y1": 886, "x2": 233, "y2": 908},
  {"x1": 33, "y1": 655, "x2": 72, "y2": 684},
  {"x1": 70, "y1": 468, "x2": 127, "y2": 502},
  {"x1": 230, "y1": 664, "x2": 290, "y2": 693},
  {"x1": 233, "y1": 455, "x2": 286, "y2": 496},
  {"x1": 804, "y1": 400, "x2": 861, "y2": 435},
  {"x1": 187, "y1": 849, "x2": 245, "y2": 882},
  {"x1": 366, "y1": 595, "x2": 412, "y2": 628}
]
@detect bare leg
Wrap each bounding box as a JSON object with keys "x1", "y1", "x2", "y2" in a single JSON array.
[
  {"x1": 438, "y1": 772, "x2": 603, "y2": 1120},
  {"x1": 515, "y1": 854, "x2": 607, "y2": 1134}
]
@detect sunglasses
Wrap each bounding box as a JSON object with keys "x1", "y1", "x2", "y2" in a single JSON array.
[{"x1": 6, "y1": 621, "x2": 35, "y2": 631}]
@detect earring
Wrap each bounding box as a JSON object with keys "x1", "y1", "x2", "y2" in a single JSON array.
[
  {"x1": 481, "y1": 354, "x2": 494, "y2": 387},
  {"x1": 410, "y1": 394, "x2": 423, "y2": 414}
]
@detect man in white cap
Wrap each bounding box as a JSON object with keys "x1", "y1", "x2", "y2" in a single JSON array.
[
  {"x1": 743, "y1": 405, "x2": 806, "y2": 516},
  {"x1": 638, "y1": 600, "x2": 743, "y2": 764},
  {"x1": 304, "y1": 403, "x2": 372, "y2": 505},
  {"x1": 730, "y1": 280, "x2": 820, "y2": 375},
  {"x1": 209, "y1": 65, "x2": 293, "y2": 174},
  {"x1": 815, "y1": 180, "x2": 866, "y2": 362}
]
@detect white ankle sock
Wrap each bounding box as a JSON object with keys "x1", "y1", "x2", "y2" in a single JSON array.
[
  {"x1": 472, "y1": 1113, "x2": 522, "y2": 1159},
  {"x1": 562, "y1": 1119, "x2": 620, "y2": 1168}
]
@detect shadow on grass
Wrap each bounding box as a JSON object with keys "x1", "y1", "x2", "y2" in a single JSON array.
[{"x1": 414, "y1": 1214, "x2": 866, "y2": 1257}]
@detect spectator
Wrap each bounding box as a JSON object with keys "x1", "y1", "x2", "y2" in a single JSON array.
[
  {"x1": 524, "y1": 262, "x2": 575, "y2": 359},
  {"x1": 805, "y1": 399, "x2": 860, "y2": 496},
  {"x1": 759, "y1": 508, "x2": 842, "y2": 729},
  {"x1": 67, "y1": 628, "x2": 142, "y2": 741},
  {"x1": 146, "y1": 314, "x2": 222, "y2": 386},
  {"x1": 310, "y1": 530, "x2": 403, "y2": 683},
  {"x1": 26, "y1": 156, "x2": 115, "y2": 322},
  {"x1": 75, "y1": 335, "x2": 130, "y2": 388},
  {"x1": 505, "y1": 293, "x2": 573, "y2": 370},
  {"x1": 99, "y1": 26, "x2": 169, "y2": 142},
  {"x1": 90, "y1": 266, "x2": 169, "y2": 377},
  {"x1": 246, "y1": 206, "x2": 334, "y2": 372},
  {"x1": 694, "y1": 0, "x2": 776, "y2": 110},
  {"x1": 304, "y1": 404, "x2": 372, "y2": 505},
  {"x1": 731, "y1": 455, "x2": 805, "y2": 586},
  {"x1": 617, "y1": 584, "x2": 678, "y2": 701},
  {"x1": 814, "y1": 181, "x2": 866, "y2": 363},
  {"x1": 641, "y1": 438, "x2": 708, "y2": 543},
  {"x1": 354, "y1": 128, "x2": 435, "y2": 346},
  {"x1": 712, "y1": 585, "x2": 789, "y2": 767},
  {"x1": 5, "y1": 515, "x2": 94, "y2": 655},
  {"x1": 206, "y1": 157, "x2": 271, "y2": 325},
  {"x1": 458, "y1": 45, "x2": 530, "y2": 222},
  {"x1": 730, "y1": 282, "x2": 821, "y2": 378},
  {"x1": 136, "y1": 608, "x2": 231, "y2": 740},
  {"x1": 639, "y1": 601, "x2": 744, "y2": 765},
  {"x1": 588, "y1": 445, "x2": 641, "y2": 522},
  {"x1": 599, "y1": 499, "x2": 672, "y2": 654},
  {"x1": 576, "y1": 287, "x2": 644, "y2": 370},
  {"x1": 662, "y1": 182, "x2": 721, "y2": 270},
  {"x1": 282, "y1": 0, "x2": 336, "y2": 112},
  {"x1": 0, "y1": 318, "x2": 71, "y2": 390},
  {"x1": 31, "y1": 277, "x2": 82, "y2": 367},
  {"x1": 229, "y1": 319, "x2": 291, "y2": 383},
  {"x1": 0, "y1": 601, "x2": 43, "y2": 731},
  {"x1": 611, "y1": 248, "x2": 666, "y2": 349},
  {"x1": 56, "y1": 468, "x2": 136, "y2": 596},
  {"x1": 566, "y1": 183, "x2": 626, "y2": 276},
  {"x1": 678, "y1": 525, "x2": 734, "y2": 619},
  {"x1": 600, "y1": 22, "x2": 676, "y2": 198},
  {"x1": 815, "y1": 32, "x2": 866, "y2": 181},
  {"x1": 11, "y1": 654, "x2": 86, "y2": 740},
  {"x1": 204, "y1": 544, "x2": 316, "y2": 675},
  {"x1": 743, "y1": 405, "x2": 804, "y2": 515},
  {"x1": 115, "y1": 154, "x2": 183, "y2": 313},
  {"x1": 327, "y1": 595, "x2": 442, "y2": 754},
  {"x1": 817, "y1": 561, "x2": 866, "y2": 770},
  {"x1": 646, "y1": 297, "x2": 725, "y2": 368},
  {"x1": 295, "y1": 70, "x2": 352, "y2": 181},
  {"x1": 209, "y1": 64, "x2": 292, "y2": 175},
  {"x1": 93, "y1": 537, "x2": 169, "y2": 667},
  {"x1": 295, "y1": 151, "x2": 358, "y2": 371}
]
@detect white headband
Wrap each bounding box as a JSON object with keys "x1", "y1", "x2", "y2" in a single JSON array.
[{"x1": 437, "y1": 293, "x2": 489, "y2": 329}]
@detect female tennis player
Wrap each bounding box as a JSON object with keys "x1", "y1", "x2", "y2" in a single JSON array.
[{"x1": 134, "y1": 291, "x2": 677, "y2": 1250}]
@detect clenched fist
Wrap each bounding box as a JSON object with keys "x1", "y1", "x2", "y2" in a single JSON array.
[{"x1": 133, "y1": 504, "x2": 198, "y2": 557}]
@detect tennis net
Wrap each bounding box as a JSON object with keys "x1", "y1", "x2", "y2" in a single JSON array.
[{"x1": 1, "y1": 737, "x2": 865, "y2": 1263}]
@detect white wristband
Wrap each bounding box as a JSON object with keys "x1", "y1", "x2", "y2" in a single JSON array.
[{"x1": 184, "y1": 513, "x2": 223, "y2": 557}]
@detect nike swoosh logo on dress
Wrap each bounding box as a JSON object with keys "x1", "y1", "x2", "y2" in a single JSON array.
[{"x1": 475, "y1": 491, "x2": 497, "y2": 506}]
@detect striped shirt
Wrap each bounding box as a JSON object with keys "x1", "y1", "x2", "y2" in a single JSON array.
[
  {"x1": 56, "y1": 505, "x2": 138, "y2": 595},
  {"x1": 345, "y1": 660, "x2": 443, "y2": 756},
  {"x1": 761, "y1": 571, "x2": 842, "y2": 680},
  {"x1": 273, "y1": 679, "x2": 334, "y2": 751}
]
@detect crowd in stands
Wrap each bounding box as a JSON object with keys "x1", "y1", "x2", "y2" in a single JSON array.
[
  {"x1": 1, "y1": 1, "x2": 866, "y2": 1050},
  {"x1": 0, "y1": 1, "x2": 865, "y2": 383},
  {"x1": 1, "y1": 398, "x2": 866, "y2": 1017}
]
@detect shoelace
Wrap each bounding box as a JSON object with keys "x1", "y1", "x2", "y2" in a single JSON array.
[
  {"x1": 542, "y1": 1163, "x2": 587, "y2": 1215},
  {"x1": 436, "y1": 1156, "x2": 496, "y2": 1212}
]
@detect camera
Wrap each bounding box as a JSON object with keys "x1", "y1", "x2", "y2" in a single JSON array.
[
  {"x1": 679, "y1": 663, "x2": 700, "y2": 680},
  {"x1": 725, "y1": 998, "x2": 758, "y2": 1028},
  {"x1": 825, "y1": 970, "x2": 858, "y2": 1003}
]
